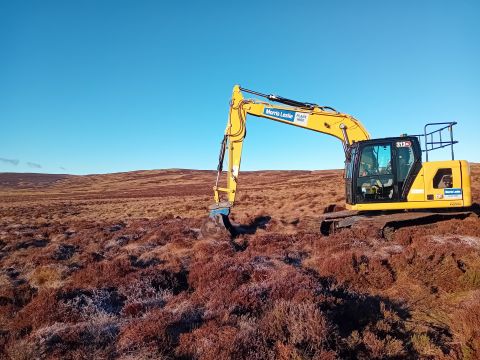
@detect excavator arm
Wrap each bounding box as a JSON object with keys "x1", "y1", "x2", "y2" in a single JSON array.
[{"x1": 210, "y1": 85, "x2": 370, "y2": 219}]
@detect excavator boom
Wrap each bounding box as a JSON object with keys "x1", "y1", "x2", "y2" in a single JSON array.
[{"x1": 212, "y1": 85, "x2": 370, "y2": 209}]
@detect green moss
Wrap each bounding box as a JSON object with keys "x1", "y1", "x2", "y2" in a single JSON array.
[{"x1": 412, "y1": 333, "x2": 433, "y2": 356}]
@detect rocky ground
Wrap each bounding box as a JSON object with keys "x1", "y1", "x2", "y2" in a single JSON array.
[{"x1": 0, "y1": 165, "x2": 479, "y2": 359}]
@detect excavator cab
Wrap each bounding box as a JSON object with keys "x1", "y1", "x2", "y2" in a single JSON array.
[
  {"x1": 344, "y1": 123, "x2": 472, "y2": 213},
  {"x1": 345, "y1": 136, "x2": 421, "y2": 205}
]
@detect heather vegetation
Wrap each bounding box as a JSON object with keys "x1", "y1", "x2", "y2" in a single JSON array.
[{"x1": 0, "y1": 165, "x2": 479, "y2": 359}]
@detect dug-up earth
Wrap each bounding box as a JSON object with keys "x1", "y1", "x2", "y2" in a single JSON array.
[{"x1": 0, "y1": 165, "x2": 480, "y2": 359}]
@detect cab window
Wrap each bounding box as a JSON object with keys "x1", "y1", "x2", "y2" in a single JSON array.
[
  {"x1": 433, "y1": 168, "x2": 453, "y2": 189},
  {"x1": 396, "y1": 141, "x2": 415, "y2": 185},
  {"x1": 344, "y1": 147, "x2": 356, "y2": 179},
  {"x1": 359, "y1": 144, "x2": 392, "y2": 177},
  {"x1": 356, "y1": 144, "x2": 394, "y2": 202}
]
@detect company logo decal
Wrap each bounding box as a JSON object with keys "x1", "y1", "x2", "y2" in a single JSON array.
[
  {"x1": 444, "y1": 188, "x2": 462, "y2": 199},
  {"x1": 263, "y1": 108, "x2": 309, "y2": 126}
]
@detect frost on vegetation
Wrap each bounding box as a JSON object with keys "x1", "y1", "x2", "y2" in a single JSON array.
[
  {"x1": 58, "y1": 287, "x2": 125, "y2": 321},
  {"x1": 33, "y1": 318, "x2": 119, "y2": 355},
  {"x1": 119, "y1": 277, "x2": 173, "y2": 317},
  {"x1": 430, "y1": 235, "x2": 480, "y2": 248}
]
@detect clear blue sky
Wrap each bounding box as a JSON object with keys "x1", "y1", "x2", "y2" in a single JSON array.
[{"x1": 1, "y1": 0, "x2": 479, "y2": 174}]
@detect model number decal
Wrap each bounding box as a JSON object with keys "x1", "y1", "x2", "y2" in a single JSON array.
[{"x1": 396, "y1": 140, "x2": 412, "y2": 147}]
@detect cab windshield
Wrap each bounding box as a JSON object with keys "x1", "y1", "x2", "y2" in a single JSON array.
[{"x1": 356, "y1": 144, "x2": 394, "y2": 202}]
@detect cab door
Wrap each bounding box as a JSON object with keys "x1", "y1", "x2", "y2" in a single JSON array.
[
  {"x1": 394, "y1": 138, "x2": 421, "y2": 201},
  {"x1": 355, "y1": 142, "x2": 396, "y2": 203}
]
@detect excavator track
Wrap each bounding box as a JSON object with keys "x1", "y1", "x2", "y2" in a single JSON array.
[
  {"x1": 201, "y1": 209, "x2": 477, "y2": 240},
  {"x1": 316, "y1": 209, "x2": 477, "y2": 239}
]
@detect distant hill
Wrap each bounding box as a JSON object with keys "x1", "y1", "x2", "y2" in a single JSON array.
[{"x1": 0, "y1": 172, "x2": 73, "y2": 188}]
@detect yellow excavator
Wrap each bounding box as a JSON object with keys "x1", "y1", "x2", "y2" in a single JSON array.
[{"x1": 203, "y1": 85, "x2": 474, "y2": 238}]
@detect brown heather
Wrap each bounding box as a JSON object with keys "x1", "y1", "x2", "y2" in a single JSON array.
[{"x1": 0, "y1": 165, "x2": 479, "y2": 359}]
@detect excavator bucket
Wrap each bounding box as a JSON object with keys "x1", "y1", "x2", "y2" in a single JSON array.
[
  {"x1": 200, "y1": 214, "x2": 235, "y2": 239},
  {"x1": 200, "y1": 203, "x2": 272, "y2": 239},
  {"x1": 200, "y1": 205, "x2": 237, "y2": 239}
]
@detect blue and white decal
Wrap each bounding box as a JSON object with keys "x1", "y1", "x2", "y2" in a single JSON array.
[
  {"x1": 444, "y1": 188, "x2": 462, "y2": 199},
  {"x1": 263, "y1": 108, "x2": 309, "y2": 126}
]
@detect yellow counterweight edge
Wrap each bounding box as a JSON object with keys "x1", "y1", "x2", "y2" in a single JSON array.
[{"x1": 348, "y1": 200, "x2": 466, "y2": 211}]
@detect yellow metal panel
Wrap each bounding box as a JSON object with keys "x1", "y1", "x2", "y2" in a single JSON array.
[
  {"x1": 243, "y1": 103, "x2": 370, "y2": 144},
  {"x1": 461, "y1": 160, "x2": 472, "y2": 206},
  {"x1": 420, "y1": 160, "x2": 469, "y2": 204},
  {"x1": 423, "y1": 161, "x2": 459, "y2": 200},
  {"x1": 348, "y1": 199, "x2": 465, "y2": 211},
  {"x1": 406, "y1": 167, "x2": 425, "y2": 202},
  {"x1": 350, "y1": 160, "x2": 472, "y2": 211}
]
